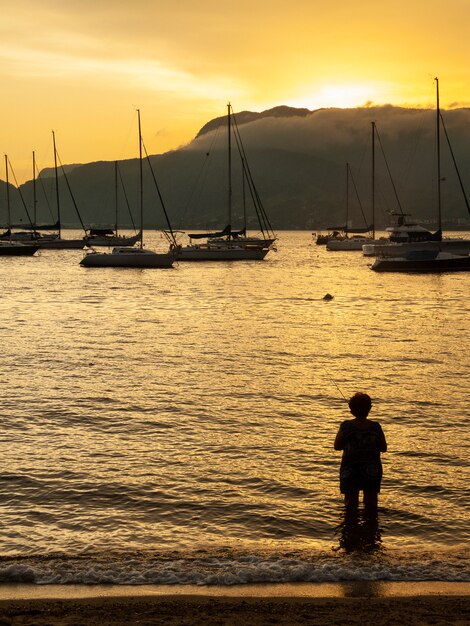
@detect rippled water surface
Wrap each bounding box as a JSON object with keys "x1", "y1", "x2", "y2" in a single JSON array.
[{"x1": 0, "y1": 231, "x2": 468, "y2": 584}]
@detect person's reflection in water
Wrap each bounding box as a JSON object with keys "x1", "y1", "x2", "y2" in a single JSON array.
[{"x1": 335, "y1": 506, "x2": 383, "y2": 553}]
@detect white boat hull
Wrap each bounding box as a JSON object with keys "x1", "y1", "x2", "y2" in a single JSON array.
[
  {"x1": 80, "y1": 247, "x2": 175, "y2": 268},
  {"x1": 177, "y1": 245, "x2": 269, "y2": 261}
]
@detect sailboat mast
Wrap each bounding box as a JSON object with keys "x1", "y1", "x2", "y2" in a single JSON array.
[
  {"x1": 435, "y1": 77, "x2": 442, "y2": 231},
  {"x1": 32, "y1": 151, "x2": 37, "y2": 227},
  {"x1": 137, "y1": 109, "x2": 143, "y2": 249},
  {"x1": 242, "y1": 159, "x2": 247, "y2": 232},
  {"x1": 371, "y1": 121, "x2": 376, "y2": 239},
  {"x1": 346, "y1": 162, "x2": 349, "y2": 233},
  {"x1": 5, "y1": 155, "x2": 11, "y2": 242},
  {"x1": 114, "y1": 161, "x2": 118, "y2": 236},
  {"x1": 52, "y1": 131, "x2": 61, "y2": 239},
  {"x1": 227, "y1": 102, "x2": 232, "y2": 241}
]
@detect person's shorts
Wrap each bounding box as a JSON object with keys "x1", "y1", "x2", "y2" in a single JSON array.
[{"x1": 340, "y1": 462, "x2": 382, "y2": 494}]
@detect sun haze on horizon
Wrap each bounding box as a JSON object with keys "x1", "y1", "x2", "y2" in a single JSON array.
[{"x1": 0, "y1": 0, "x2": 469, "y2": 183}]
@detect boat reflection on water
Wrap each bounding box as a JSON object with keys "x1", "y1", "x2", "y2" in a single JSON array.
[{"x1": 334, "y1": 508, "x2": 383, "y2": 554}]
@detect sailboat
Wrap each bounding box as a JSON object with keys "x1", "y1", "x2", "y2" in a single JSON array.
[
  {"x1": 80, "y1": 110, "x2": 175, "y2": 268},
  {"x1": 84, "y1": 162, "x2": 142, "y2": 247},
  {"x1": 176, "y1": 103, "x2": 273, "y2": 261},
  {"x1": 326, "y1": 163, "x2": 374, "y2": 251},
  {"x1": 23, "y1": 134, "x2": 88, "y2": 249},
  {"x1": 361, "y1": 120, "x2": 445, "y2": 258},
  {"x1": 0, "y1": 155, "x2": 39, "y2": 256},
  {"x1": 372, "y1": 78, "x2": 470, "y2": 272},
  {"x1": 0, "y1": 151, "x2": 76, "y2": 248}
]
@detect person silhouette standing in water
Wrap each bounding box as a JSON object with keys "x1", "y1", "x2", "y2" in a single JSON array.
[{"x1": 334, "y1": 393, "x2": 387, "y2": 510}]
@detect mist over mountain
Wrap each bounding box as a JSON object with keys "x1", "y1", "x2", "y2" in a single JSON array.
[{"x1": 2, "y1": 105, "x2": 470, "y2": 231}]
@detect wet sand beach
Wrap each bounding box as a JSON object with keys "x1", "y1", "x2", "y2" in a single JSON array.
[{"x1": 0, "y1": 583, "x2": 468, "y2": 625}]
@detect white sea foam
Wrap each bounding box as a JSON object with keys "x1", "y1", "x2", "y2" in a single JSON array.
[{"x1": 0, "y1": 550, "x2": 468, "y2": 585}]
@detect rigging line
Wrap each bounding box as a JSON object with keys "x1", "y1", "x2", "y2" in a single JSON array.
[
  {"x1": 6, "y1": 157, "x2": 36, "y2": 229},
  {"x1": 235, "y1": 146, "x2": 265, "y2": 235},
  {"x1": 348, "y1": 164, "x2": 369, "y2": 230},
  {"x1": 231, "y1": 108, "x2": 275, "y2": 237},
  {"x1": 34, "y1": 158, "x2": 55, "y2": 221},
  {"x1": 55, "y1": 151, "x2": 88, "y2": 234},
  {"x1": 116, "y1": 163, "x2": 138, "y2": 232},
  {"x1": 181, "y1": 126, "x2": 220, "y2": 228},
  {"x1": 439, "y1": 112, "x2": 470, "y2": 217},
  {"x1": 142, "y1": 142, "x2": 177, "y2": 246},
  {"x1": 374, "y1": 126, "x2": 404, "y2": 214}
]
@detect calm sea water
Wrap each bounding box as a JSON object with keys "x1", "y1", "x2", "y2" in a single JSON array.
[{"x1": 0, "y1": 231, "x2": 468, "y2": 584}]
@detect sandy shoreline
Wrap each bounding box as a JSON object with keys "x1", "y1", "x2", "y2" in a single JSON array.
[{"x1": 0, "y1": 583, "x2": 468, "y2": 625}]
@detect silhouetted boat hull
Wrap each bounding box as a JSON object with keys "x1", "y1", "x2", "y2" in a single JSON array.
[
  {"x1": 364, "y1": 238, "x2": 470, "y2": 257},
  {"x1": 80, "y1": 247, "x2": 174, "y2": 268},
  {"x1": 176, "y1": 244, "x2": 269, "y2": 261},
  {"x1": 84, "y1": 232, "x2": 142, "y2": 247},
  {"x1": 371, "y1": 251, "x2": 470, "y2": 273},
  {"x1": 0, "y1": 241, "x2": 39, "y2": 256}
]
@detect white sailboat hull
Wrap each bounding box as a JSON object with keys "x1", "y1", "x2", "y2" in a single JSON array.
[
  {"x1": 177, "y1": 245, "x2": 269, "y2": 261},
  {"x1": 80, "y1": 247, "x2": 175, "y2": 268}
]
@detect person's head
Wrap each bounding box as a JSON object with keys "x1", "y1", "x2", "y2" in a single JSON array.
[{"x1": 348, "y1": 392, "x2": 372, "y2": 419}]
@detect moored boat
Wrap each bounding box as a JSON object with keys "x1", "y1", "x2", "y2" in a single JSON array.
[
  {"x1": 81, "y1": 246, "x2": 174, "y2": 268},
  {"x1": 0, "y1": 156, "x2": 39, "y2": 257},
  {"x1": 326, "y1": 162, "x2": 376, "y2": 251},
  {"x1": 178, "y1": 103, "x2": 275, "y2": 261},
  {"x1": 80, "y1": 110, "x2": 176, "y2": 269},
  {"x1": 0, "y1": 240, "x2": 39, "y2": 256},
  {"x1": 362, "y1": 213, "x2": 441, "y2": 257},
  {"x1": 371, "y1": 250, "x2": 470, "y2": 273},
  {"x1": 176, "y1": 242, "x2": 268, "y2": 261},
  {"x1": 365, "y1": 78, "x2": 470, "y2": 259}
]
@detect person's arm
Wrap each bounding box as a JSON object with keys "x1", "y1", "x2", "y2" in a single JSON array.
[{"x1": 334, "y1": 424, "x2": 345, "y2": 450}]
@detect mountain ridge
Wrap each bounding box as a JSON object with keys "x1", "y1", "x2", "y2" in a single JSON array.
[{"x1": 1, "y1": 104, "x2": 469, "y2": 230}]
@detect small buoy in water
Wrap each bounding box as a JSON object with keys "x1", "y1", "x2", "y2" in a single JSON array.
[{"x1": 323, "y1": 293, "x2": 334, "y2": 300}]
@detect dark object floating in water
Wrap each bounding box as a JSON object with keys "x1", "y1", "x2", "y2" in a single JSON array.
[{"x1": 323, "y1": 293, "x2": 334, "y2": 300}]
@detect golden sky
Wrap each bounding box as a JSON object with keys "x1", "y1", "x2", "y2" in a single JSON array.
[{"x1": 1, "y1": 0, "x2": 469, "y2": 183}]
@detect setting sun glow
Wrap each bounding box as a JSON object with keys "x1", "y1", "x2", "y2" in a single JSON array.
[{"x1": 0, "y1": 0, "x2": 469, "y2": 182}]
